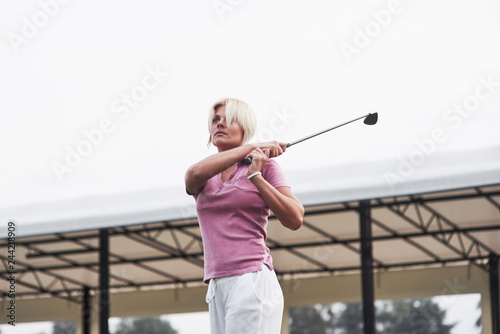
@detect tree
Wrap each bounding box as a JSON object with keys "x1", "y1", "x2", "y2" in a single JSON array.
[
  {"x1": 475, "y1": 300, "x2": 482, "y2": 332},
  {"x1": 289, "y1": 305, "x2": 332, "y2": 334},
  {"x1": 113, "y1": 316, "x2": 178, "y2": 334},
  {"x1": 289, "y1": 298, "x2": 455, "y2": 334},
  {"x1": 334, "y1": 303, "x2": 364, "y2": 334},
  {"x1": 376, "y1": 299, "x2": 455, "y2": 334},
  {"x1": 52, "y1": 321, "x2": 76, "y2": 334}
]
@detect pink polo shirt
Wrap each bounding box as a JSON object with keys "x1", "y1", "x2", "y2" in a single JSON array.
[{"x1": 193, "y1": 159, "x2": 289, "y2": 283}]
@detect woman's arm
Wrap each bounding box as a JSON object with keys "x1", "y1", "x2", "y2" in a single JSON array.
[
  {"x1": 185, "y1": 141, "x2": 286, "y2": 195},
  {"x1": 247, "y1": 147, "x2": 304, "y2": 230},
  {"x1": 185, "y1": 144, "x2": 256, "y2": 195},
  {"x1": 252, "y1": 177, "x2": 304, "y2": 230}
]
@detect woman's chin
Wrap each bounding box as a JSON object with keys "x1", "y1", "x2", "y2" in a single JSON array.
[{"x1": 214, "y1": 142, "x2": 240, "y2": 152}]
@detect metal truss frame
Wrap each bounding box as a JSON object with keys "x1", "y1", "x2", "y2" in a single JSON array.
[{"x1": 0, "y1": 184, "x2": 499, "y2": 332}]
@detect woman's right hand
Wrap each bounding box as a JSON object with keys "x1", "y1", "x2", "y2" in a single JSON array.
[
  {"x1": 255, "y1": 141, "x2": 287, "y2": 158},
  {"x1": 243, "y1": 141, "x2": 287, "y2": 170}
]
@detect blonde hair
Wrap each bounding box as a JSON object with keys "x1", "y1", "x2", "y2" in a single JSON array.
[{"x1": 207, "y1": 98, "x2": 257, "y2": 147}]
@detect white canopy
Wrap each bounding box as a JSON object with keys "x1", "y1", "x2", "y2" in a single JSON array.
[{"x1": 2, "y1": 144, "x2": 499, "y2": 238}]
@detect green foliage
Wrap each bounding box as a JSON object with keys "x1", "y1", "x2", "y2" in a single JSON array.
[
  {"x1": 289, "y1": 298, "x2": 455, "y2": 334},
  {"x1": 113, "y1": 316, "x2": 178, "y2": 334},
  {"x1": 376, "y1": 299, "x2": 455, "y2": 334},
  {"x1": 52, "y1": 321, "x2": 76, "y2": 334},
  {"x1": 289, "y1": 305, "x2": 331, "y2": 334},
  {"x1": 475, "y1": 300, "x2": 482, "y2": 330},
  {"x1": 334, "y1": 303, "x2": 364, "y2": 334}
]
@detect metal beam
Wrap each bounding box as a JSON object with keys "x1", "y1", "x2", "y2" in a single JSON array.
[
  {"x1": 65, "y1": 234, "x2": 183, "y2": 284},
  {"x1": 26, "y1": 248, "x2": 96, "y2": 258},
  {"x1": 3, "y1": 186, "x2": 499, "y2": 248},
  {"x1": 0, "y1": 254, "x2": 82, "y2": 303},
  {"x1": 419, "y1": 201, "x2": 496, "y2": 255},
  {"x1": 0, "y1": 251, "x2": 204, "y2": 276},
  {"x1": 490, "y1": 253, "x2": 499, "y2": 334},
  {"x1": 266, "y1": 237, "x2": 330, "y2": 271},
  {"x1": 359, "y1": 200, "x2": 375, "y2": 334},
  {"x1": 370, "y1": 217, "x2": 442, "y2": 263},
  {"x1": 122, "y1": 228, "x2": 204, "y2": 268},
  {"x1": 3, "y1": 254, "x2": 491, "y2": 300},
  {"x1": 382, "y1": 199, "x2": 491, "y2": 270},
  {"x1": 1, "y1": 184, "x2": 498, "y2": 303},
  {"x1": 275, "y1": 255, "x2": 489, "y2": 276},
  {"x1": 5, "y1": 223, "x2": 499, "y2": 277},
  {"x1": 301, "y1": 219, "x2": 386, "y2": 267},
  {"x1": 0, "y1": 221, "x2": 200, "y2": 247},
  {"x1": 99, "y1": 229, "x2": 109, "y2": 334},
  {"x1": 82, "y1": 286, "x2": 91, "y2": 334},
  {"x1": 21, "y1": 241, "x2": 136, "y2": 287}
]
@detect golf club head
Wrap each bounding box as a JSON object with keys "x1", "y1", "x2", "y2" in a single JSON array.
[{"x1": 364, "y1": 112, "x2": 378, "y2": 125}]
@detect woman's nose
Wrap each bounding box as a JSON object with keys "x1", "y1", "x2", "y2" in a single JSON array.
[{"x1": 217, "y1": 118, "x2": 226, "y2": 127}]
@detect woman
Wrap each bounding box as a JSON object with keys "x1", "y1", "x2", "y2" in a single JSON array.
[{"x1": 185, "y1": 98, "x2": 304, "y2": 333}]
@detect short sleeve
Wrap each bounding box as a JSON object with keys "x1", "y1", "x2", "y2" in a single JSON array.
[{"x1": 261, "y1": 159, "x2": 290, "y2": 189}]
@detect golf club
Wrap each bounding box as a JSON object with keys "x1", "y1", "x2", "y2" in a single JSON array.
[{"x1": 243, "y1": 112, "x2": 378, "y2": 165}]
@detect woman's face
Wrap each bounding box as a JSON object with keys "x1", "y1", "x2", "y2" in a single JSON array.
[{"x1": 210, "y1": 106, "x2": 244, "y2": 151}]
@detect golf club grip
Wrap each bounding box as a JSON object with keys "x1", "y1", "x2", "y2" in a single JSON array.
[{"x1": 244, "y1": 143, "x2": 291, "y2": 165}]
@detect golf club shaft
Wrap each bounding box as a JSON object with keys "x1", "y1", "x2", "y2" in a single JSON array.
[
  {"x1": 286, "y1": 113, "x2": 370, "y2": 148},
  {"x1": 243, "y1": 112, "x2": 373, "y2": 165}
]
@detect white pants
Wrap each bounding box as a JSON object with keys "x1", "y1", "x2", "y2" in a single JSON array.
[{"x1": 206, "y1": 264, "x2": 284, "y2": 334}]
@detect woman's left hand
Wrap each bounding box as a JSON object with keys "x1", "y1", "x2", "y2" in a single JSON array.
[
  {"x1": 246, "y1": 141, "x2": 285, "y2": 175},
  {"x1": 247, "y1": 147, "x2": 270, "y2": 175},
  {"x1": 246, "y1": 146, "x2": 304, "y2": 231}
]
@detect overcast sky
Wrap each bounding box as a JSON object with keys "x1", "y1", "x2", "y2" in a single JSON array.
[
  {"x1": 1, "y1": 0, "x2": 500, "y2": 211},
  {"x1": 1, "y1": 1, "x2": 498, "y2": 332}
]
